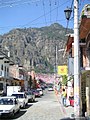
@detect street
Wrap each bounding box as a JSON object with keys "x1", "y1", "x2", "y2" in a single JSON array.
[{"x1": 1, "y1": 90, "x2": 74, "y2": 120}]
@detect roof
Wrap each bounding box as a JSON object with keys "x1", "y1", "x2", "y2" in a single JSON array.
[
  {"x1": 65, "y1": 34, "x2": 74, "y2": 52},
  {"x1": 80, "y1": 17, "x2": 90, "y2": 39},
  {"x1": 0, "y1": 96, "x2": 16, "y2": 99}
]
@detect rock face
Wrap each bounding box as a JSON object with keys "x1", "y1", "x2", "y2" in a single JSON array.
[{"x1": 0, "y1": 23, "x2": 73, "y2": 73}]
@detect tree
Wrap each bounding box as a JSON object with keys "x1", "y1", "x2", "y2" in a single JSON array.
[{"x1": 62, "y1": 75, "x2": 67, "y2": 86}]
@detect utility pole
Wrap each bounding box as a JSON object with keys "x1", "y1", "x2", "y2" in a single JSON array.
[
  {"x1": 74, "y1": 0, "x2": 81, "y2": 117},
  {"x1": 54, "y1": 45, "x2": 58, "y2": 87},
  {"x1": 55, "y1": 45, "x2": 58, "y2": 75}
]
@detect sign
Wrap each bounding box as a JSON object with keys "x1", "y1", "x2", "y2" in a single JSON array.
[{"x1": 58, "y1": 65, "x2": 68, "y2": 75}]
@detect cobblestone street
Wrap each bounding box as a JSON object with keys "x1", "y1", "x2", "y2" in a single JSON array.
[{"x1": 0, "y1": 90, "x2": 74, "y2": 120}]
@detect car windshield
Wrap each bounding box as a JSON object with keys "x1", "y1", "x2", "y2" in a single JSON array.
[
  {"x1": 12, "y1": 94, "x2": 24, "y2": 98},
  {"x1": 48, "y1": 86, "x2": 53, "y2": 88},
  {"x1": 0, "y1": 98, "x2": 13, "y2": 105}
]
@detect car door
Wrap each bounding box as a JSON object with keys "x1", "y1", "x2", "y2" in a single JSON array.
[{"x1": 14, "y1": 98, "x2": 20, "y2": 112}]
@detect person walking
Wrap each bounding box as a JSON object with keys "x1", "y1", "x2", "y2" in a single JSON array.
[{"x1": 61, "y1": 88, "x2": 67, "y2": 106}]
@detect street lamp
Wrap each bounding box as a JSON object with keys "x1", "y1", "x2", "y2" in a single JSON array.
[
  {"x1": 55, "y1": 46, "x2": 65, "y2": 75},
  {"x1": 64, "y1": 0, "x2": 81, "y2": 118},
  {"x1": 54, "y1": 46, "x2": 65, "y2": 89},
  {"x1": 64, "y1": 7, "x2": 72, "y2": 20}
]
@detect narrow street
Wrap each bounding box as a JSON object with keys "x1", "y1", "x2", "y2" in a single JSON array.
[{"x1": 1, "y1": 90, "x2": 74, "y2": 120}]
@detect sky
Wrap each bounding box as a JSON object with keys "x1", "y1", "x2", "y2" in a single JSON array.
[{"x1": 0, "y1": 0, "x2": 89, "y2": 35}]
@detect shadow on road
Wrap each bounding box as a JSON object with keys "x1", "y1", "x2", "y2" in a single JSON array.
[
  {"x1": 0, "y1": 110, "x2": 27, "y2": 120},
  {"x1": 25, "y1": 104, "x2": 33, "y2": 109},
  {"x1": 60, "y1": 117, "x2": 75, "y2": 120},
  {"x1": 33, "y1": 100, "x2": 38, "y2": 103}
]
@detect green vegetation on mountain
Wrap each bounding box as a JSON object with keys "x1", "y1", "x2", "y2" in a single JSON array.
[{"x1": 0, "y1": 23, "x2": 73, "y2": 73}]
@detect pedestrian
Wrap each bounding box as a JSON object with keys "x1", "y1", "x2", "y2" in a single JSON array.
[
  {"x1": 61, "y1": 88, "x2": 67, "y2": 106},
  {"x1": 82, "y1": 101, "x2": 86, "y2": 117}
]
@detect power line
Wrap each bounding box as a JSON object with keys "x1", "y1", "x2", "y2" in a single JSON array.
[
  {"x1": 42, "y1": 0, "x2": 47, "y2": 25},
  {"x1": 0, "y1": 19, "x2": 67, "y2": 30},
  {"x1": 56, "y1": 0, "x2": 59, "y2": 22},
  {"x1": 0, "y1": 0, "x2": 70, "y2": 32},
  {"x1": 49, "y1": 0, "x2": 52, "y2": 23},
  {"x1": 21, "y1": 0, "x2": 70, "y2": 27}
]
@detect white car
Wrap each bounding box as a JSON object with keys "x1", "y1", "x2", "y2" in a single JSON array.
[
  {"x1": 48, "y1": 86, "x2": 54, "y2": 91},
  {"x1": 37, "y1": 88, "x2": 43, "y2": 96},
  {"x1": 25, "y1": 91, "x2": 35, "y2": 102},
  {"x1": 12, "y1": 92, "x2": 28, "y2": 108},
  {"x1": 0, "y1": 96, "x2": 20, "y2": 117}
]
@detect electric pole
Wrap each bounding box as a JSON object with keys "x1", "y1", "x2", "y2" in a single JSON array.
[{"x1": 74, "y1": 0, "x2": 81, "y2": 117}]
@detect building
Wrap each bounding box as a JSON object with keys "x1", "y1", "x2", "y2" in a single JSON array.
[
  {"x1": 9, "y1": 64, "x2": 28, "y2": 91},
  {"x1": 0, "y1": 53, "x2": 10, "y2": 94},
  {"x1": 65, "y1": 4, "x2": 90, "y2": 116}
]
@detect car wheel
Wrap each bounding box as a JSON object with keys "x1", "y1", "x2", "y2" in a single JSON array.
[
  {"x1": 17, "y1": 107, "x2": 20, "y2": 113},
  {"x1": 23, "y1": 103, "x2": 26, "y2": 108},
  {"x1": 33, "y1": 98, "x2": 35, "y2": 102},
  {"x1": 26, "y1": 102, "x2": 28, "y2": 106},
  {"x1": 11, "y1": 110, "x2": 15, "y2": 118}
]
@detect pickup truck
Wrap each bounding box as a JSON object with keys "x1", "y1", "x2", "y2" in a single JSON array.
[
  {"x1": 0, "y1": 96, "x2": 20, "y2": 117},
  {"x1": 12, "y1": 92, "x2": 28, "y2": 108}
]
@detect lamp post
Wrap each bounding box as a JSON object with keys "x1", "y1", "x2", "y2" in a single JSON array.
[
  {"x1": 64, "y1": 7, "x2": 72, "y2": 20},
  {"x1": 64, "y1": 0, "x2": 81, "y2": 118},
  {"x1": 54, "y1": 45, "x2": 65, "y2": 87},
  {"x1": 55, "y1": 46, "x2": 65, "y2": 75}
]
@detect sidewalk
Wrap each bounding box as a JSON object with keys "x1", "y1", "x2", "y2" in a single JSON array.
[
  {"x1": 55, "y1": 92, "x2": 87, "y2": 120},
  {"x1": 55, "y1": 90, "x2": 74, "y2": 119}
]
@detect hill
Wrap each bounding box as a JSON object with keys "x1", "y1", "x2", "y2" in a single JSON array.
[{"x1": 0, "y1": 23, "x2": 73, "y2": 73}]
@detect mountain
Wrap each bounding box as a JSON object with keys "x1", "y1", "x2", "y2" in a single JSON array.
[{"x1": 0, "y1": 23, "x2": 73, "y2": 73}]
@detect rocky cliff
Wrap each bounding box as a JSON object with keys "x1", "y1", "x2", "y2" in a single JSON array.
[{"x1": 0, "y1": 23, "x2": 73, "y2": 73}]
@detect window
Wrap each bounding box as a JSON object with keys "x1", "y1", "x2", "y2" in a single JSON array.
[
  {"x1": 0, "y1": 83, "x2": 3, "y2": 90},
  {"x1": 1, "y1": 65, "x2": 3, "y2": 70},
  {"x1": 5, "y1": 66, "x2": 6, "y2": 71}
]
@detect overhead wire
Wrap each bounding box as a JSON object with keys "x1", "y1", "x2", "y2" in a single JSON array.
[
  {"x1": 55, "y1": 0, "x2": 59, "y2": 22},
  {"x1": 21, "y1": 0, "x2": 70, "y2": 27},
  {"x1": 42, "y1": 0, "x2": 47, "y2": 25},
  {"x1": 0, "y1": 0, "x2": 70, "y2": 32},
  {"x1": 0, "y1": 19, "x2": 67, "y2": 31},
  {"x1": 49, "y1": 0, "x2": 52, "y2": 23}
]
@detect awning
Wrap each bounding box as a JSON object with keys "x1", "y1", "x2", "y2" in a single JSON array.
[{"x1": 65, "y1": 34, "x2": 74, "y2": 52}]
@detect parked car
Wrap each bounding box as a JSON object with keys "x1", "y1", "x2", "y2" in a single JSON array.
[
  {"x1": 37, "y1": 88, "x2": 43, "y2": 96},
  {"x1": 25, "y1": 91, "x2": 35, "y2": 102},
  {"x1": 32, "y1": 89, "x2": 41, "y2": 97},
  {"x1": 48, "y1": 85, "x2": 54, "y2": 91},
  {"x1": 12, "y1": 92, "x2": 28, "y2": 108},
  {"x1": 0, "y1": 96, "x2": 20, "y2": 117}
]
